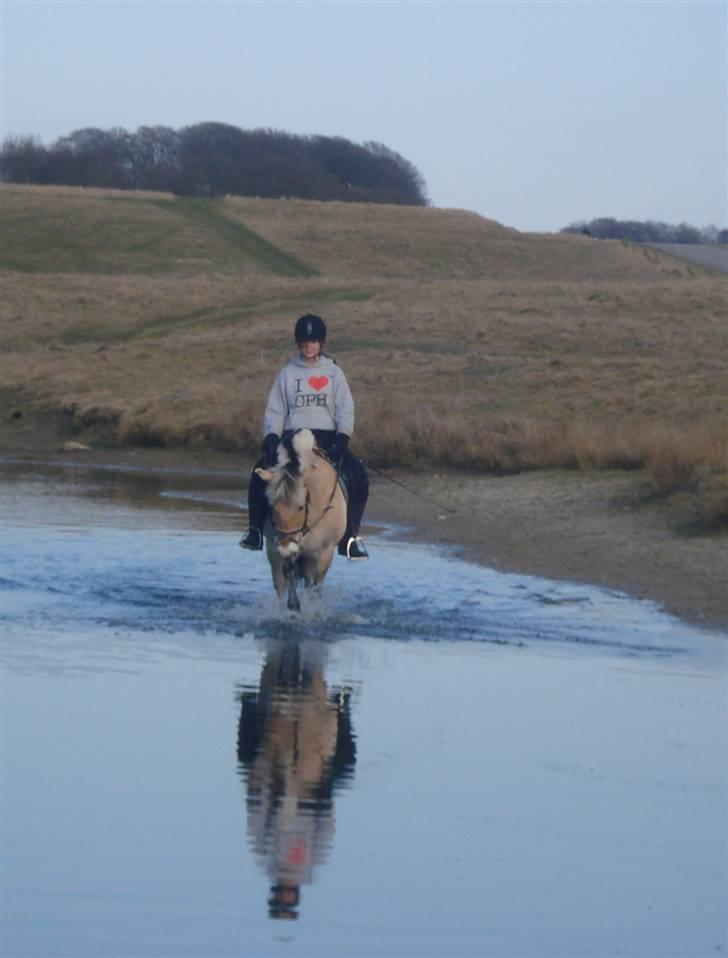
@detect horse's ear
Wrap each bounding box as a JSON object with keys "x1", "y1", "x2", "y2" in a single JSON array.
[{"x1": 255, "y1": 467, "x2": 274, "y2": 482}]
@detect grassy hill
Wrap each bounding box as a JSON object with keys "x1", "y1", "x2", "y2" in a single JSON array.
[{"x1": 1, "y1": 183, "x2": 727, "y2": 523}]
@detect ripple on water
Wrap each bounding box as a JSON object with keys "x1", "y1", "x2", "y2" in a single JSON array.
[{"x1": 1, "y1": 517, "x2": 723, "y2": 664}]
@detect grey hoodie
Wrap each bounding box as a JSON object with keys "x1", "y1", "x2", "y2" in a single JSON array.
[{"x1": 262, "y1": 354, "x2": 355, "y2": 438}]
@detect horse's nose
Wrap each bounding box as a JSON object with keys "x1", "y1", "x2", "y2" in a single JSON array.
[{"x1": 277, "y1": 538, "x2": 300, "y2": 560}]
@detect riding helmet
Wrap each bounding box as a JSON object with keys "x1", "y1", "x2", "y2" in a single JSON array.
[{"x1": 294, "y1": 314, "x2": 326, "y2": 343}]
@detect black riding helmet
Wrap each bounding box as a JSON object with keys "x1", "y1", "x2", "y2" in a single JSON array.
[{"x1": 294, "y1": 313, "x2": 326, "y2": 343}]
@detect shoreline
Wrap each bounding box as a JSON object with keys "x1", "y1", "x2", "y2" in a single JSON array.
[
  {"x1": 367, "y1": 468, "x2": 728, "y2": 633},
  {"x1": 2, "y1": 438, "x2": 727, "y2": 633}
]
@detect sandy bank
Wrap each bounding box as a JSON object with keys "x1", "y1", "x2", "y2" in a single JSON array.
[{"x1": 367, "y1": 466, "x2": 727, "y2": 632}]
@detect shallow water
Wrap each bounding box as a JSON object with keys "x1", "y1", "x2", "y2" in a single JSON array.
[{"x1": 1, "y1": 463, "x2": 726, "y2": 958}]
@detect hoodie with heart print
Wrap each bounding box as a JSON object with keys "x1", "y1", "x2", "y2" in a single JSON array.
[{"x1": 262, "y1": 353, "x2": 355, "y2": 438}]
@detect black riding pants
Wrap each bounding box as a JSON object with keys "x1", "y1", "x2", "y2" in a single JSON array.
[{"x1": 247, "y1": 430, "x2": 369, "y2": 537}]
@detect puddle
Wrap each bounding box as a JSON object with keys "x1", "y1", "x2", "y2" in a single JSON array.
[{"x1": 1, "y1": 463, "x2": 726, "y2": 957}]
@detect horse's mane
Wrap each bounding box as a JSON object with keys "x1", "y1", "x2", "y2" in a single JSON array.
[
  {"x1": 267, "y1": 467, "x2": 301, "y2": 505},
  {"x1": 265, "y1": 429, "x2": 317, "y2": 506}
]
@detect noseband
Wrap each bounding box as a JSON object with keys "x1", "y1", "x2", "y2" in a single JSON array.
[
  {"x1": 272, "y1": 489, "x2": 312, "y2": 541},
  {"x1": 271, "y1": 469, "x2": 340, "y2": 544}
]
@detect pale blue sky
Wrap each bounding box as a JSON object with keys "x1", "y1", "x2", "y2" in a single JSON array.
[{"x1": 1, "y1": 0, "x2": 725, "y2": 231}]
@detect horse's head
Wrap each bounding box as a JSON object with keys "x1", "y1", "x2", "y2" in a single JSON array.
[{"x1": 256, "y1": 430, "x2": 317, "y2": 560}]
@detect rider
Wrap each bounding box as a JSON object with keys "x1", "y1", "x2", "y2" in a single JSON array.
[{"x1": 240, "y1": 314, "x2": 369, "y2": 560}]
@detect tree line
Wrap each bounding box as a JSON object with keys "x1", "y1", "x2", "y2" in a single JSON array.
[
  {"x1": 562, "y1": 218, "x2": 727, "y2": 245},
  {"x1": 0, "y1": 122, "x2": 429, "y2": 206}
]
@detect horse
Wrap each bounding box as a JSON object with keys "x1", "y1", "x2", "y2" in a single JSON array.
[{"x1": 255, "y1": 429, "x2": 347, "y2": 611}]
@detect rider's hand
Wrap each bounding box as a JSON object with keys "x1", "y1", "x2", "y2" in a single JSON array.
[{"x1": 262, "y1": 433, "x2": 280, "y2": 468}]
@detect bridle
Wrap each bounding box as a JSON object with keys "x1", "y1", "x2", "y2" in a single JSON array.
[{"x1": 270, "y1": 465, "x2": 341, "y2": 544}]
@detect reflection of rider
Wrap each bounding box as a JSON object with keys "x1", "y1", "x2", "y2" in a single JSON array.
[
  {"x1": 240, "y1": 314, "x2": 369, "y2": 561},
  {"x1": 237, "y1": 640, "x2": 356, "y2": 920}
]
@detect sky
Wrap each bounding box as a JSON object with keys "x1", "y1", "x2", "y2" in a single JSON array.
[{"x1": 1, "y1": 0, "x2": 725, "y2": 232}]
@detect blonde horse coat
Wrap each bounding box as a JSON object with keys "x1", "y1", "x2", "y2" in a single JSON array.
[{"x1": 255, "y1": 430, "x2": 347, "y2": 610}]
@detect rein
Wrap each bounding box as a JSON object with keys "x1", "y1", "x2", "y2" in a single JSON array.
[{"x1": 365, "y1": 462, "x2": 457, "y2": 515}]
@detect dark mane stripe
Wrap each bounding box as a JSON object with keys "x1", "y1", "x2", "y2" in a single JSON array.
[
  {"x1": 280, "y1": 470, "x2": 298, "y2": 499},
  {"x1": 281, "y1": 433, "x2": 301, "y2": 475}
]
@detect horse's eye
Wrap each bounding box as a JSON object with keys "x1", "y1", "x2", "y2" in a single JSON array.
[{"x1": 298, "y1": 505, "x2": 305, "y2": 511}]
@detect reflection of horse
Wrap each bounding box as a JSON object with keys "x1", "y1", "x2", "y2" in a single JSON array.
[
  {"x1": 237, "y1": 639, "x2": 356, "y2": 920},
  {"x1": 255, "y1": 430, "x2": 347, "y2": 611}
]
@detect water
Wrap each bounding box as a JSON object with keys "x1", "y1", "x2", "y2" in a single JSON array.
[{"x1": 1, "y1": 463, "x2": 726, "y2": 958}]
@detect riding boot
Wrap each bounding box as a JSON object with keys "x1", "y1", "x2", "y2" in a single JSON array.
[
  {"x1": 240, "y1": 527, "x2": 263, "y2": 550},
  {"x1": 337, "y1": 498, "x2": 369, "y2": 560},
  {"x1": 240, "y1": 465, "x2": 268, "y2": 550}
]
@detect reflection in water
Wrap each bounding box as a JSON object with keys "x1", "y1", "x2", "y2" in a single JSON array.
[
  {"x1": 236, "y1": 639, "x2": 356, "y2": 920},
  {"x1": 0, "y1": 460, "x2": 244, "y2": 529}
]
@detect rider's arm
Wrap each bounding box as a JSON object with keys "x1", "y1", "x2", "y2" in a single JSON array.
[
  {"x1": 332, "y1": 366, "x2": 354, "y2": 437},
  {"x1": 263, "y1": 370, "x2": 287, "y2": 438}
]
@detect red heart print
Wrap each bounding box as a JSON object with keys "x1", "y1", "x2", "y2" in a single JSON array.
[{"x1": 308, "y1": 376, "x2": 329, "y2": 391}]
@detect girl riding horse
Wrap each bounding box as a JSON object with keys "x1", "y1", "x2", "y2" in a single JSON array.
[{"x1": 240, "y1": 314, "x2": 369, "y2": 561}]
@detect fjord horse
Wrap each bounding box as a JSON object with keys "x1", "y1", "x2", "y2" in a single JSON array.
[{"x1": 255, "y1": 430, "x2": 347, "y2": 611}]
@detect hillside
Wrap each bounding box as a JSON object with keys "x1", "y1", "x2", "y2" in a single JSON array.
[{"x1": 1, "y1": 182, "x2": 727, "y2": 524}]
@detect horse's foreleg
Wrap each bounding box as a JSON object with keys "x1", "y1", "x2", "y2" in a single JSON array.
[
  {"x1": 266, "y1": 544, "x2": 291, "y2": 605},
  {"x1": 300, "y1": 549, "x2": 334, "y2": 592},
  {"x1": 283, "y1": 559, "x2": 301, "y2": 612},
  {"x1": 300, "y1": 557, "x2": 317, "y2": 589},
  {"x1": 313, "y1": 547, "x2": 335, "y2": 586}
]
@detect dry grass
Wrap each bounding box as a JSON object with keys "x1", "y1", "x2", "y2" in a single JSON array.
[
  {"x1": 2, "y1": 183, "x2": 727, "y2": 528},
  {"x1": 225, "y1": 195, "x2": 702, "y2": 282},
  {"x1": 641, "y1": 426, "x2": 728, "y2": 528}
]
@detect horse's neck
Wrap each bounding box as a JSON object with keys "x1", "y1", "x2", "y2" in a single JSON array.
[{"x1": 303, "y1": 463, "x2": 336, "y2": 507}]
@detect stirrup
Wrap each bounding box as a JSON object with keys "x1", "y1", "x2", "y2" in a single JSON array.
[
  {"x1": 239, "y1": 527, "x2": 263, "y2": 551},
  {"x1": 345, "y1": 536, "x2": 368, "y2": 561}
]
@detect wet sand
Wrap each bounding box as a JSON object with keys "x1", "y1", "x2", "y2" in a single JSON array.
[
  {"x1": 368, "y1": 467, "x2": 728, "y2": 632},
  {"x1": 3, "y1": 419, "x2": 726, "y2": 631}
]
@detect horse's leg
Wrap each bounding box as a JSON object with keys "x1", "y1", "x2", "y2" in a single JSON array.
[
  {"x1": 300, "y1": 556, "x2": 318, "y2": 589},
  {"x1": 312, "y1": 547, "x2": 335, "y2": 586},
  {"x1": 296, "y1": 558, "x2": 321, "y2": 604},
  {"x1": 286, "y1": 576, "x2": 300, "y2": 612},
  {"x1": 266, "y1": 541, "x2": 288, "y2": 599},
  {"x1": 298, "y1": 549, "x2": 334, "y2": 597},
  {"x1": 283, "y1": 559, "x2": 301, "y2": 612},
  {"x1": 271, "y1": 564, "x2": 287, "y2": 600}
]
